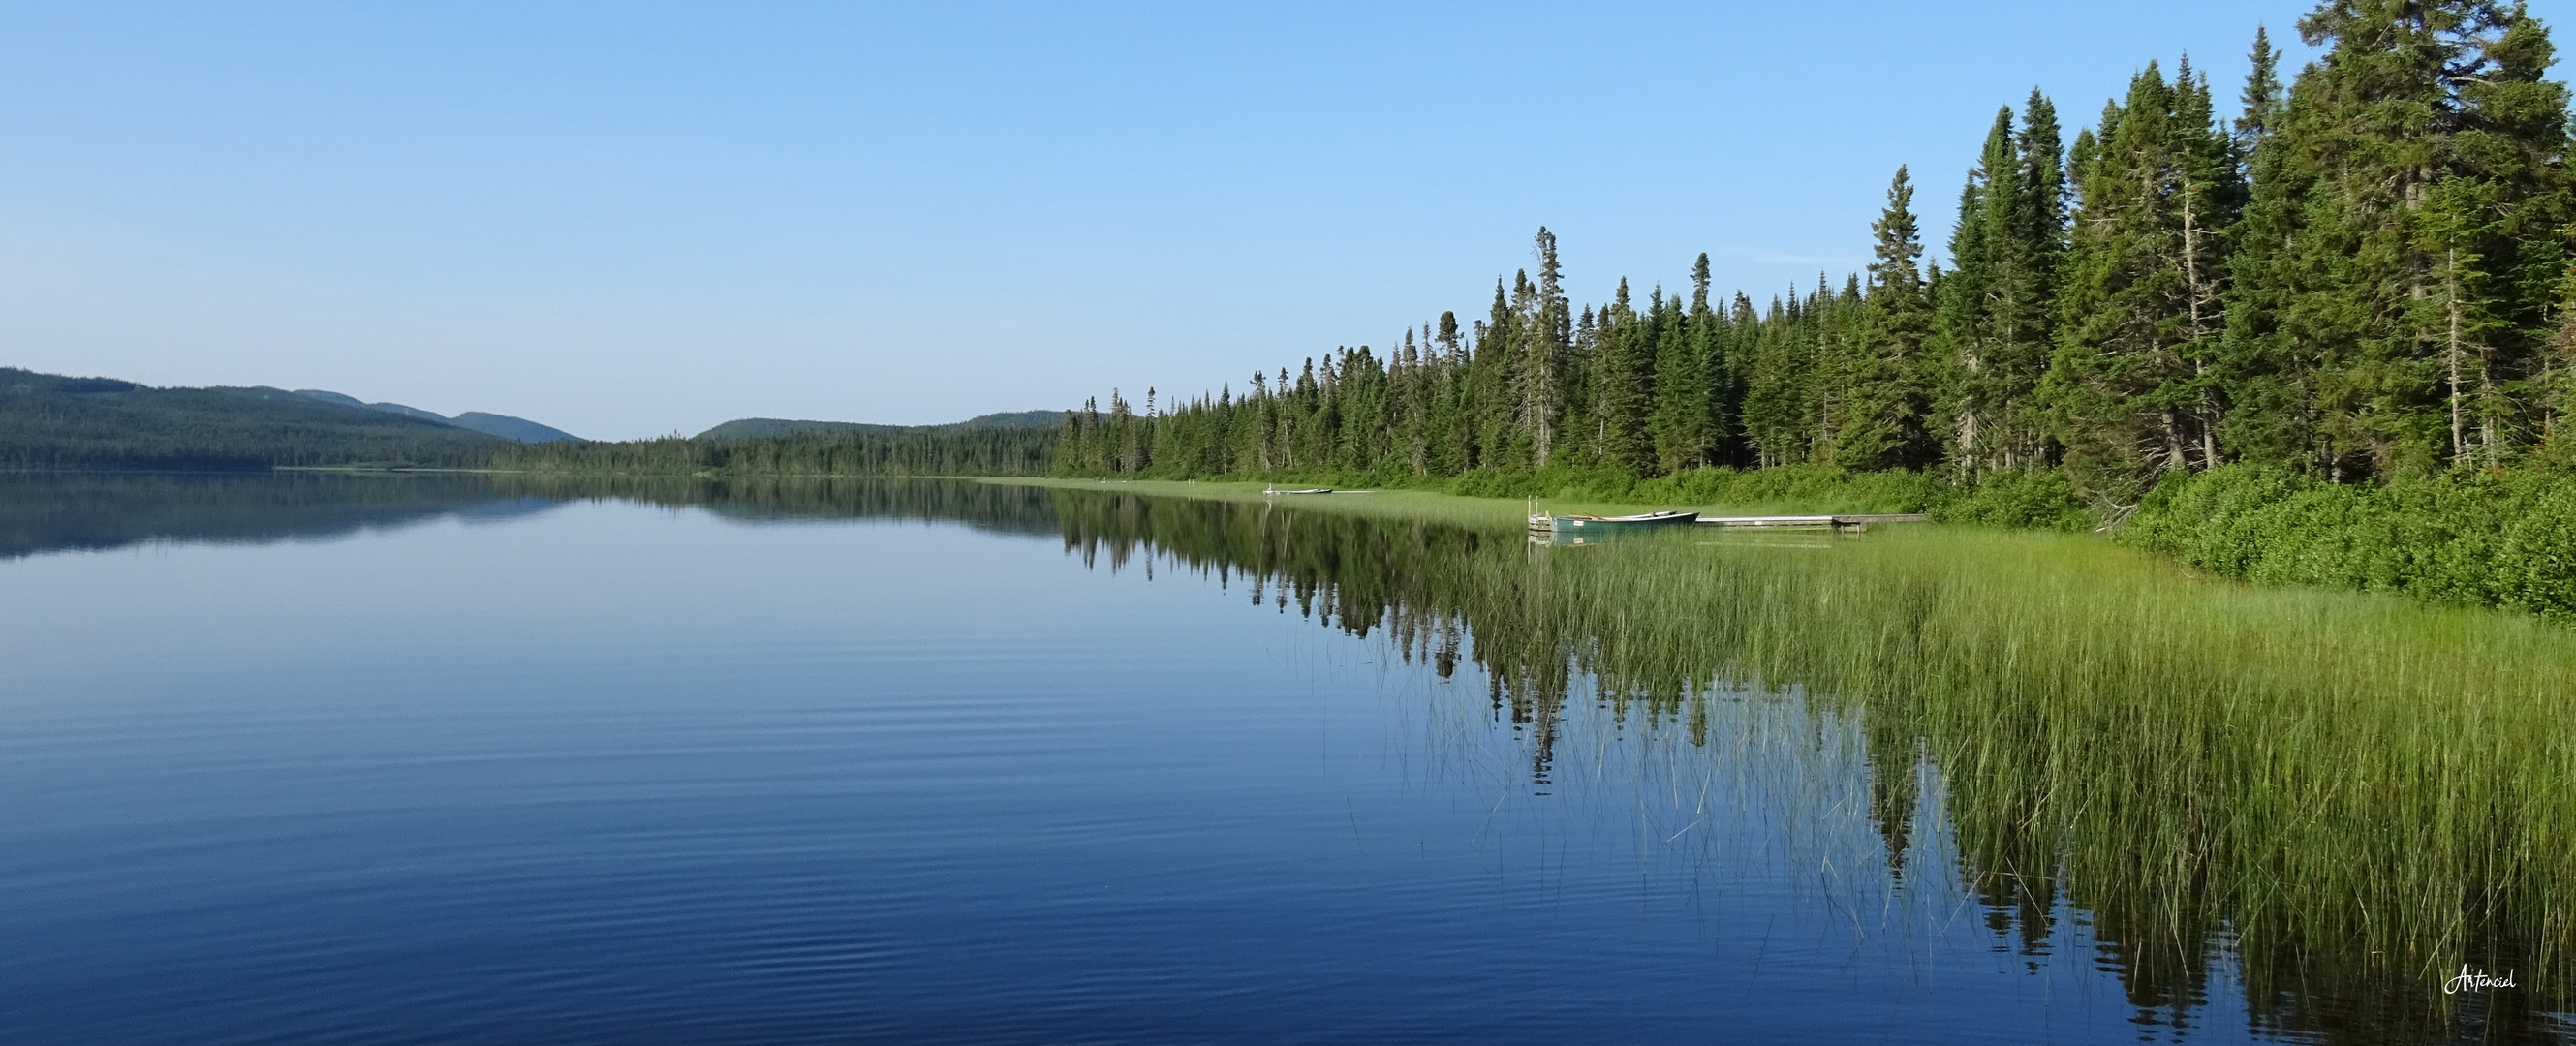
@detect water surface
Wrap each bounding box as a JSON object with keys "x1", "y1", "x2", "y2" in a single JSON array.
[{"x1": 0, "y1": 473, "x2": 2560, "y2": 1044}]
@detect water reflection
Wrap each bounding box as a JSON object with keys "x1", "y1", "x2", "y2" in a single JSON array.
[
  {"x1": 0, "y1": 472, "x2": 1063, "y2": 559},
  {"x1": 9, "y1": 472, "x2": 2568, "y2": 1043},
  {"x1": 1033, "y1": 490, "x2": 2576, "y2": 1046},
  {"x1": 0, "y1": 472, "x2": 556, "y2": 559}
]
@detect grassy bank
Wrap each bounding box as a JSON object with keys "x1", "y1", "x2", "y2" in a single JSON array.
[
  {"x1": 1045, "y1": 459, "x2": 2576, "y2": 626},
  {"x1": 1021, "y1": 464, "x2": 2092, "y2": 528}
]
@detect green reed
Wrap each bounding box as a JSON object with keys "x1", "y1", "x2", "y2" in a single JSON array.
[
  {"x1": 1029, "y1": 483, "x2": 2576, "y2": 1038},
  {"x1": 1536, "y1": 530, "x2": 2576, "y2": 1010}
]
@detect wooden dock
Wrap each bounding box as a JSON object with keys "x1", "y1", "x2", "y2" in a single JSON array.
[{"x1": 1526, "y1": 509, "x2": 1927, "y2": 538}]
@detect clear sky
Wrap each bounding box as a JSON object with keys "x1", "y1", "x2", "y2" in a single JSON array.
[{"x1": 3, "y1": 1, "x2": 2566, "y2": 439}]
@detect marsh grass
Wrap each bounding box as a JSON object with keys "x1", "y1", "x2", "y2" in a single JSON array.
[
  {"x1": 1544, "y1": 529, "x2": 2576, "y2": 1025},
  {"x1": 989, "y1": 476, "x2": 1875, "y2": 529},
  {"x1": 1036, "y1": 482, "x2": 2576, "y2": 1038}
]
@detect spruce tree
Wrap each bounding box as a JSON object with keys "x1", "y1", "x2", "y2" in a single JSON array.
[
  {"x1": 1517, "y1": 229, "x2": 1572, "y2": 467},
  {"x1": 2227, "y1": 0, "x2": 2572, "y2": 477},
  {"x1": 1934, "y1": 93, "x2": 2068, "y2": 474},
  {"x1": 2047, "y1": 60, "x2": 2244, "y2": 508},
  {"x1": 2236, "y1": 25, "x2": 2285, "y2": 150},
  {"x1": 1595, "y1": 278, "x2": 1657, "y2": 473},
  {"x1": 1742, "y1": 291, "x2": 1815, "y2": 467},
  {"x1": 1651, "y1": 284, "x2": 1714, "y2": 471},
  {"x1": 1834, "y1": 166, "x2": 1936, "y2": 469}
]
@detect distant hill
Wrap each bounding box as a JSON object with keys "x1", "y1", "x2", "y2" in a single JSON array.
[
  {"x1": 955, "y1": 410, "x2": 1065, "y2": 429},
  {"x1": 295, "y1": 390, "x2": 577, "y2": 442},
  {"x1": 694, "y1": 410, "x2": 1063, "y2": 441},
  {"x1": 450, "y1": 412, "x2": 576, "y2": 443},
  {"x1": 694, "y1": 418, "x2": 906, "y2": 440},
  {"x1": 1, "y1": 368, "x2": 511, "y2": 470}
]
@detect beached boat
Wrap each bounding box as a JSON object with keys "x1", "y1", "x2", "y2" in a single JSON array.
[{"x1": 1536, "y1": 509, "x2": 1699, "y2": 534}]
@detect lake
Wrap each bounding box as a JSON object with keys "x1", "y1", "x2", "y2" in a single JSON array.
[{"x1": 1, "y1": 473, "x2": 2566, "y2": 1044}]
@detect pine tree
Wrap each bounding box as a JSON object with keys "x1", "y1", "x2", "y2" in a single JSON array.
[
  {"x1": 1834, "y1": 167, "x2": 1937, "y2": 470},
  {"x1": 1935, "y1": 93, "x2": 2068, "y2": 475},
  {"x1": 1595, "y1": 278, "x2": 1657, "y2": 472},
  {"x1": 2227, "y1": 0, "x2": 2572, "y2": 477},
  {"x1": 1517, "y1": 229, "x2": 1573, "y2": 466},
  {"x1": 2047, "y1": 59, "x2": 2245, "y2": 508}
]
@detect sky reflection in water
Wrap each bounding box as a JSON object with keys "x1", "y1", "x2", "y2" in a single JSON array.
[{"x1": 0, "y1": 475, "x2": 2533, "y2": 1044}]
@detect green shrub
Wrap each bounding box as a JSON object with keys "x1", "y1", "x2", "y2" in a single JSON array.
[
  {"x1": 2126, "y1": 463, "x2": 2576, "y2": 621},
  {"x1": 1932, "y1": 469, "x2": 2094, "y2": 531}
]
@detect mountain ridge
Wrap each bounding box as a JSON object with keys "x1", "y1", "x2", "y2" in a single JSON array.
[
  {"x1": 293, "y1": 390, "x2": 576, "y2": 442},
  {"x1": 1, "y1": 367, "x2": 511, "y2": 470},
  {"x1": 694, "y1": 410, "x2": 1062, "y2": 441}
]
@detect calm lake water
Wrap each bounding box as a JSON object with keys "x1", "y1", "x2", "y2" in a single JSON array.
[{"x1": 0, "y1": 473, "x2": 2561, "y2": 1044}]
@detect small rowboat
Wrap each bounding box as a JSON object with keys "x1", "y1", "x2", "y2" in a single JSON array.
[{"x1": 1537, "y1": 509, "x2": 1699, "y2": 534}]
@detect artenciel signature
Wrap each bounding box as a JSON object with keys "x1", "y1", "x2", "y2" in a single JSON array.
[{"x1": 2444, "y1": 965, "x2": 2518, "y2": 994}]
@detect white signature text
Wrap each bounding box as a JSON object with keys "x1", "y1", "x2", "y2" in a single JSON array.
[{"x1": 2444, "y1": 965, "x2": 2517, "y2": 994}]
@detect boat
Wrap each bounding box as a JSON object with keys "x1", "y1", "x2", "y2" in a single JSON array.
[
  {"x1": 1535, "y1": 509, "x2": 1700, "y2": 535},
  {"x1": 1264, "y1": 487, "x2": 1333, "y2": 495}
]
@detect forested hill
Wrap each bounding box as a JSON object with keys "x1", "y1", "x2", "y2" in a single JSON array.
[
  {"x1": 1063, "y1": 10, "x2": 2575, "y2": 502},
  {"x1": 0, "y1": 368, "x2": 512, "y2": 471},
  {"x1": 697, "y1": 418, "x2": 907, "y2": 440},
  {"x1": 0, "y1": 364, "x2": 1059, "y2": 476},
  {"x1": 696, "y1": 410, "x2": 1064, "y2": 440},
  {"x1": 294, "y1": 389, "x2": 578, "y2": 443},
  {"x1": 493, "y1": 424, "x2": 1056, "y2": 477}
]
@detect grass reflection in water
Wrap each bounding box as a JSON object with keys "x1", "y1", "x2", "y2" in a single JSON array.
[
  {"x1": 88, "y1": 471, "x2": 2554, "y2": 1041},
  {"x1": 1028, "y1": 482, "x2": 2576, "y2": 1043}
]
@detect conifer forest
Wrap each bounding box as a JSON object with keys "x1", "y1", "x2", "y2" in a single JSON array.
[{"x1": 1057, "y1": 7, "x2": 2576, "y2": 519}]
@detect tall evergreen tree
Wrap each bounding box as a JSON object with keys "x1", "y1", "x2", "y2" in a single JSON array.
[
  {"x1": 2048, "y1": 59, "x2": 2245, "y2": 508},
  {"x1": 1938, "y1": 94, "x2": 2068, "y2": 473},
  {"x1": 1595, "y1": 279, "x2": 1657, "y2": 472},
  {"x1": 1517, "y1": 229, "x2": 1573, "y2": 466},
  {"x1": 2227, "y1": 0, "x2": 2572, "y2": 477},
  {"x1": 1651, "y1": 284, "x2": 1715, "y2": 471},
  {"x1": 1051, "y1": 7, "x2": 2573, "y2": 497},
  {"x1": 1834, "y1": 167, "x2": 1937, "y2": 469}
]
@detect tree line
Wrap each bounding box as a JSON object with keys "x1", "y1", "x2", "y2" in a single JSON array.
[
  {"x1": 1060, "y1": 3, "x2": 2576, "y2": 510},
  {"x1": 490, "y1": 426, "x2": 1056, "y2": 477}
]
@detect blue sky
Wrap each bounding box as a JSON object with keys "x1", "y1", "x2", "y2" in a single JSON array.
[{"x1": 3, "y1": 1, "x2": 2563, "y2": 439}]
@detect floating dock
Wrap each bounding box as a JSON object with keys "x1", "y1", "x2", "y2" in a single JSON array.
[
  {"x1": 1696, "y1": 513, "x2": 1925, "y2": 532},
  {"x1": 1526, "y1": 511, "x2": 1926, "y2": 537}
]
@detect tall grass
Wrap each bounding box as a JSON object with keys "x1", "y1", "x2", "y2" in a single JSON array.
[
  {"x1": 1543, "y1": 529, "x2": 2575, "y2": 1032},
  {"x1": 1036, "y1": 485, "x2": 2576, "y2": 1039}
]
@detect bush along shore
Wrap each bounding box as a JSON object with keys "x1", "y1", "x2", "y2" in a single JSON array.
[{"x1": 2128, "y1": 461, "x2": 2576, "y2": 622}]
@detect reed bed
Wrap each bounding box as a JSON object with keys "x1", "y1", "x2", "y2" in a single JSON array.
[
  {"x1": 1037, "y1": 484, "x2": 2576, "y2": 1038},
  {"x1": 1529, "y1": 530, "x2": 2576, "y2": 1027}
]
